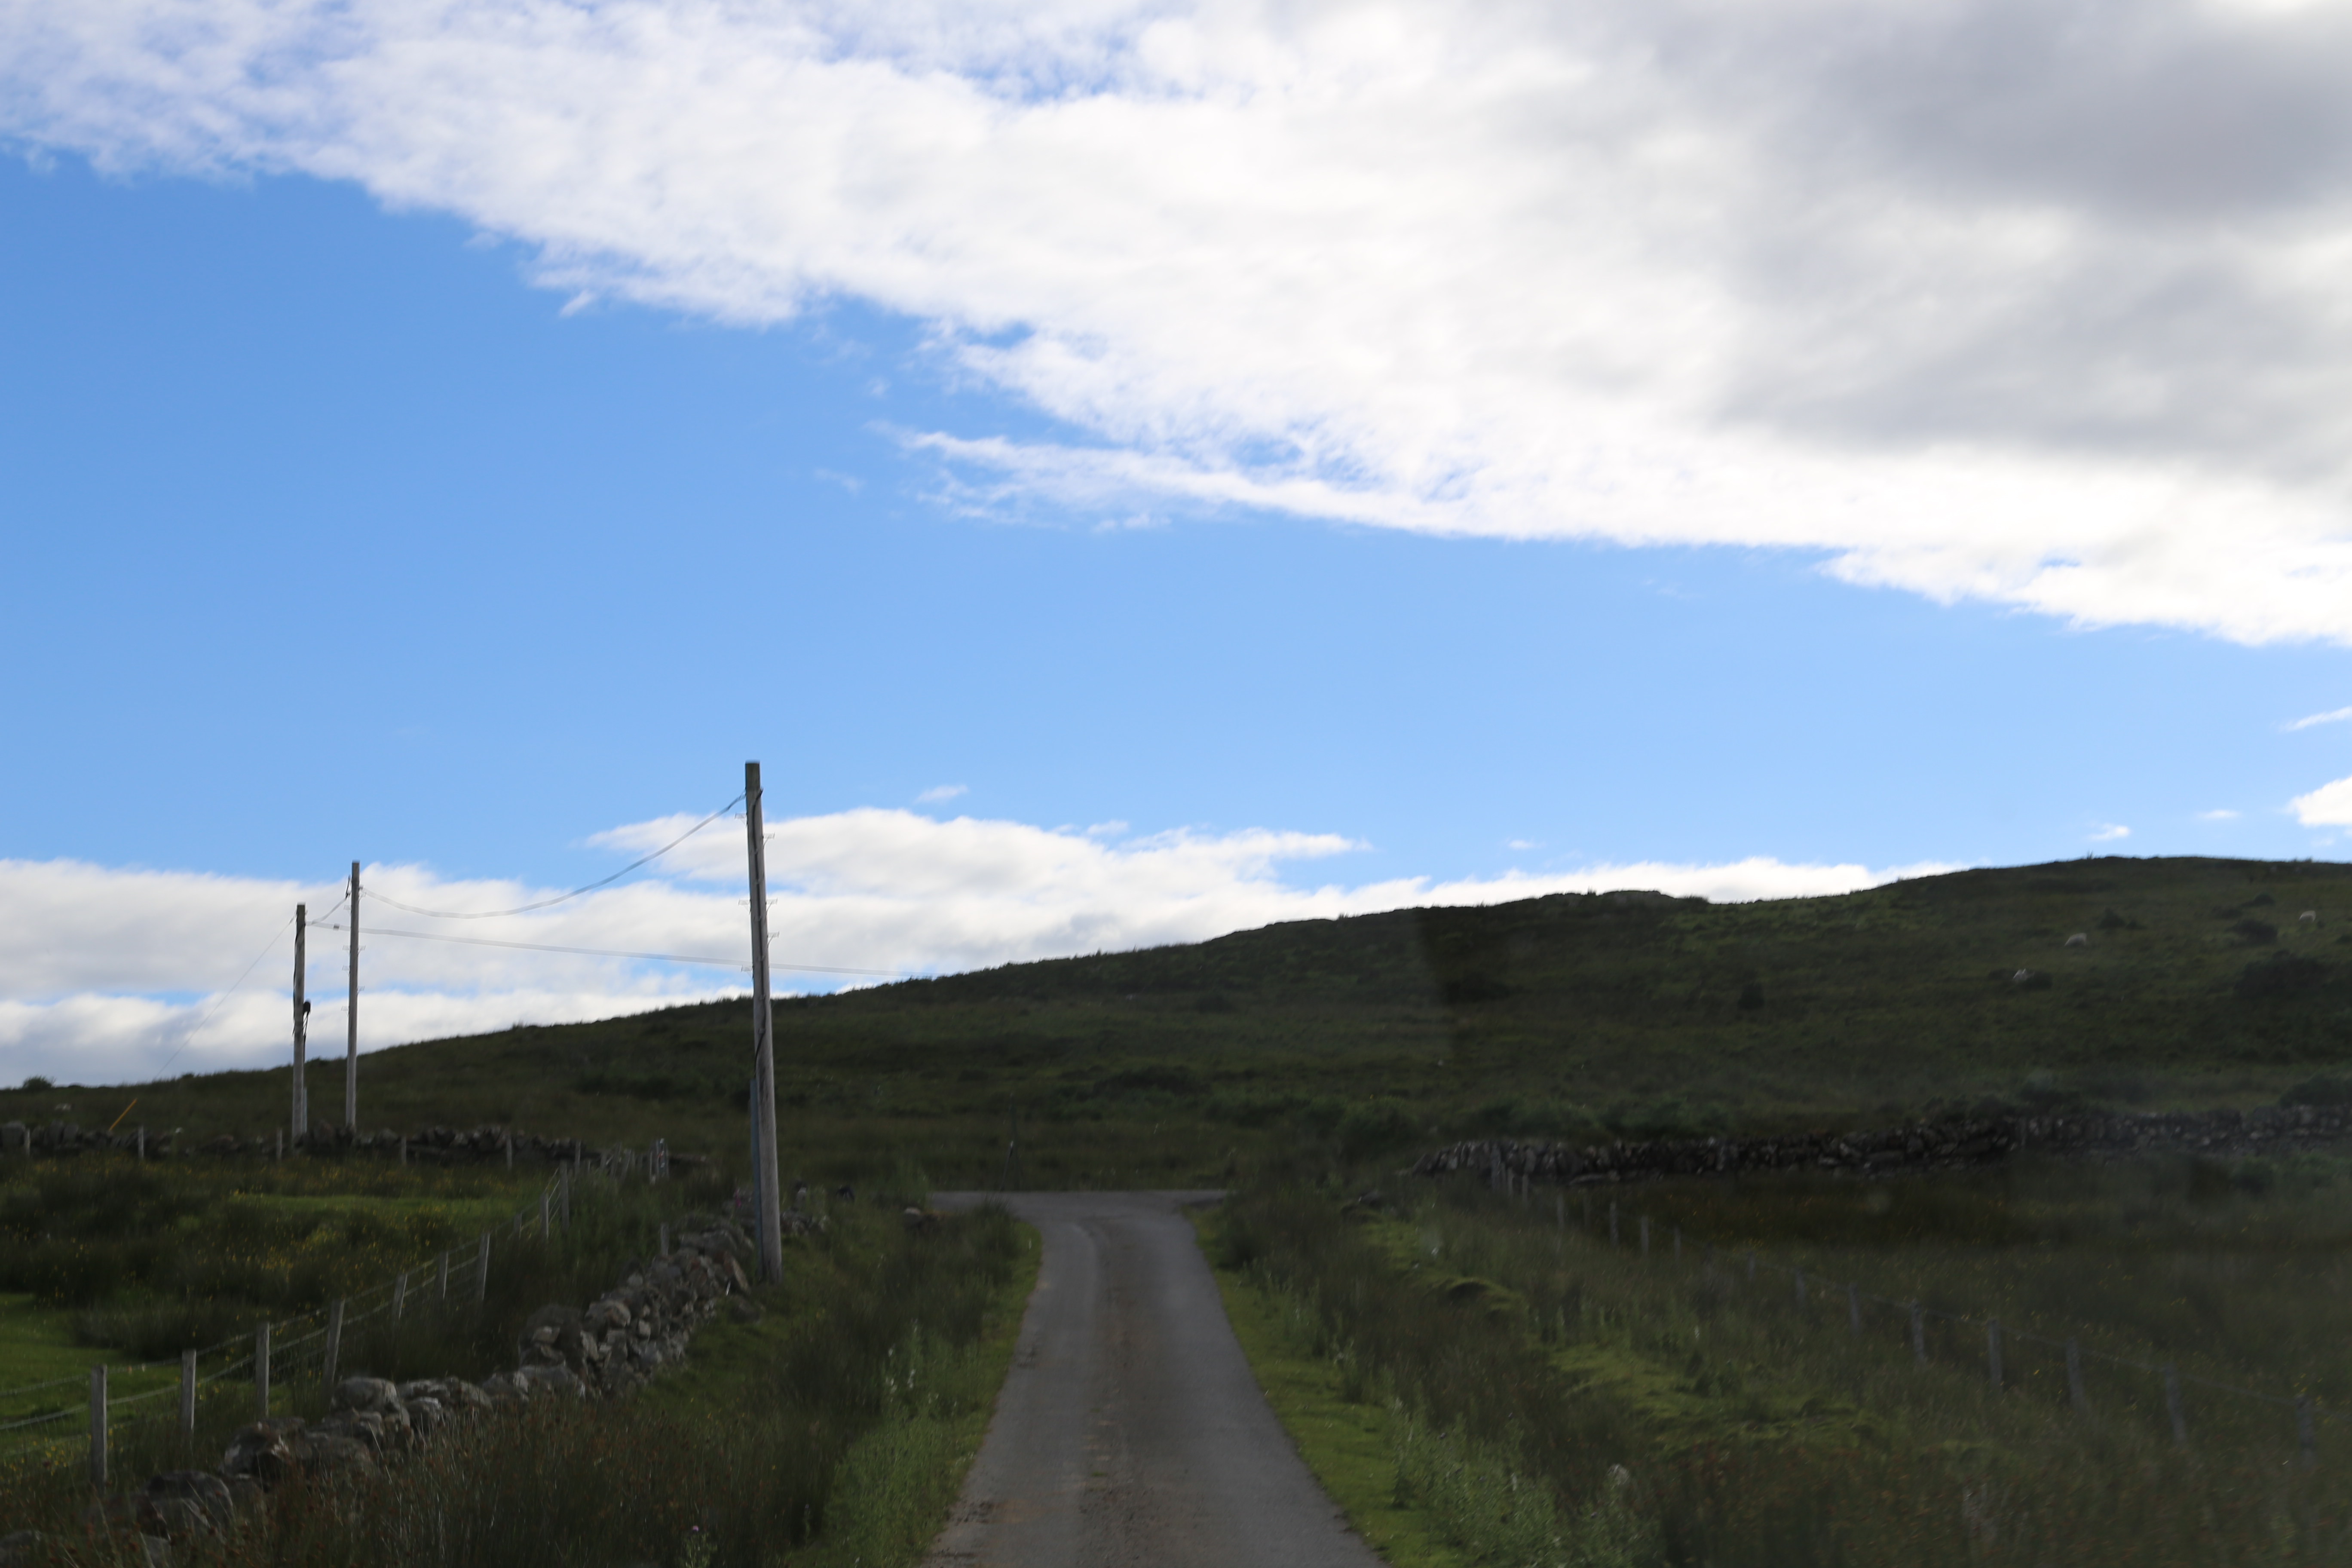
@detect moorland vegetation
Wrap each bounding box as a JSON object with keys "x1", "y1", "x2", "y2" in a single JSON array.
[{"x1": 7, "y1": 855, "x2": 2347, "y2": 1190}]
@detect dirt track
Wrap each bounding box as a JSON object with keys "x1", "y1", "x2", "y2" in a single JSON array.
[{"x1": 925, "y1": 1191, "x2": 1383, "y2": 1568}]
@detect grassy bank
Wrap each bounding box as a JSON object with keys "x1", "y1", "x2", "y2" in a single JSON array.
[
  {"x1": 1200, "y1": 1213, "x2": 1471, "y2": 1568},
  {"x1": 0, "y1": 1199, "x2": 1035, "y2": 1568},
  {"x1": 1213, "y1": 1163, "x2": 2352, "y2": 1566}
]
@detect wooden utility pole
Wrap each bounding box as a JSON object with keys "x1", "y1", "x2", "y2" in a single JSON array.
[
  {"x1": 291, "y1": 903, "x2": 308, "y2": 1143},
  {"x1": 746, "y1": 762, "x2": 783, "y2": 1284},
  {"x1": 344, "y1": 862, "x2": 360, "y2": 1131}
]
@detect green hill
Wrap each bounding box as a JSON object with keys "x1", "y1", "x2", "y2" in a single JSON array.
[{"x1": 9, "y1": 855, "x2": 2350, "y2": 1186}]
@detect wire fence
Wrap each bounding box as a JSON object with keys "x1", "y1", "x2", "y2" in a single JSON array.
[
  {"x1": 1, "y1": 1145, "x2": 676, "y2": 1471},
  {"x1": 1499, "y1": 1175, "x2": 2342, "y2": 1464}
]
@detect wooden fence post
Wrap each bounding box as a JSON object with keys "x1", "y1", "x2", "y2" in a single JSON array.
[
  {"x1": 1910, "y1": 1302, "x2": 1926, "y2": 1364},
  {"x1": 1795, "y1": 1266, "x2": 1807, "y2": 1307},
  {"x1": 476, "y1": 1231, "x2": 492, "y2": 1305},
  {"x1": 2299, "y1": 1396, "x2": 2318, "y2": 1468},
  {"x1": 1986, "y1": 1319, "x2": 2003, "y2": 1390},
  {"x1": 1609, "y1": 1201, "x2": 1620, "y2": 1247},
  {"x1": 180, "y1": 1348, "x2": 197, "y2": 1444},
  {"x1": 437, "y1": 1250, "x2": 450, "y2": 1302},
  {"x1": 89, "y1": 1366, "x2": 107, "y2": 1490},
  {"x1": 2164, "y1": 1364, "x2": 2187, "y2": 1446},
  {"x1": 2066, "y1": 1339, "x2": 2086, "y2": 1412},
  {"x1": 541, "y1": 1188, "x2": 552, "y2": 1238},
  {"x1": 659, "y1": 1222, "x2": 670, "y2": 1256},
  {"x1": 392, "y1": 1270, "x2": 406, "y2": 1321},
  {"x1": 1747, "y1": 1250, "x2": 1758, "y2": 1283},
  {"x1": 322, "y1": 1298, "x2": 344, "y2": 1390},
  {"x1": 255, "y1": 1324, "x2": 271, "y2": 1418},
  {"x1": 1639, "y1": 1216, "x2": 1651, "y2": 1257}
]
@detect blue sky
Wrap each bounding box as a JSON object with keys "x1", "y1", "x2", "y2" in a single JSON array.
[{"x1": 5, "y1": 0, "x2": 2352, "y2": 1084}]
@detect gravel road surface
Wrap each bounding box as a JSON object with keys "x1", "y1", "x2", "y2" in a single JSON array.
[{"x1": 924, "y1": 1190, "x2": 1384, "y2": 1568}]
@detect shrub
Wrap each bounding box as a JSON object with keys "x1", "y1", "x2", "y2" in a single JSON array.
[
  {"x1": 2280, "y1": 1072, "x2": 2352, "y2": 1107},
  {"x1": 2237, "y1": 953, "x2": 2327, "y2": 1000},
  {"x1": 1337, "y1": 1099, "x2": 1418, "y2": 1161},
  {"x1": 1441, "y1": 973, "x2": 1514, "y2": 1004}
]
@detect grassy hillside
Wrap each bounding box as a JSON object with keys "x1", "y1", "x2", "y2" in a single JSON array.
[{"x1": 8, "y1": 855, "x2": 2350, "y2": 1186}]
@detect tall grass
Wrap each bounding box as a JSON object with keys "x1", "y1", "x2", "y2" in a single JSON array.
[
  {"x1": 1222, "y1": 1169, "x2": 2352, "y2": 1566},
  {"x1": 1466, "y1": 1154, "x2": 2352, "y2": 1423}
]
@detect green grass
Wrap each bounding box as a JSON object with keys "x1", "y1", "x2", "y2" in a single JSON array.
[{"x1": 0, "y1": 1294, "x2": 181, "y2": 1427}]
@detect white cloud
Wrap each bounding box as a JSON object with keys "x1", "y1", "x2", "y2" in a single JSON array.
[
  {"x1": 2287, "y1": 705, "x2": 2352, "y2": 731},
  {"x1": 915, "y1": 783, "x2": 969, "y2": 802},
  {"x1": 1506, "y1": 839, "x2": 1541, "y2": 851},
  {"x1": 0, "y1": 813, "x2": 1956, "y2": 1085},
  {"x1": 6, "y1": 1, "x2": 2352, "y2": 642},
  {"x1": 2291, "y1": 775, "x2": 2352, "y2": 827},
  {"x1": 2198, "y1": 808, "x2": 2241, "y2": 821},
  {"x1": 2090, "y1": 823, "x2": 2132, "y2": 841}
]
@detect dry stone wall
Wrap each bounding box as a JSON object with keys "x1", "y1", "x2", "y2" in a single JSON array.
[
  {"x1": 1413, "y1": 1104, "x2": 2352, "y2": 1187},
  {"x1": 0, "y1": 1118, "x2": 709, "y2": 1167}
]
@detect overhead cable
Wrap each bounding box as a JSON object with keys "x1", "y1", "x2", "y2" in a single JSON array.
[
  {"x1": 307, "y1": 920, "x2": 897, "y2": 976},
  {"x1": 150, "y1": 912, "x2": 296, "y2": 1078},
  {"x1": 362, "y1": 794, "x2": 746, "y2": 921}
]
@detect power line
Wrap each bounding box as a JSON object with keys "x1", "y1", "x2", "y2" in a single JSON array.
[
  {"x1": 306, "y1": 920, "x2": 897, "y2": 976},
  {"x1": 151, "y1": 913, "x2": 296, "y2": 1078},
  {"x1": 361, "y1": 795, "x2": 746, "y2": 921}
]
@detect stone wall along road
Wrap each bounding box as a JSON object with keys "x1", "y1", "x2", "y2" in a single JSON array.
[{"x1": 926, "y1": 1191, "x2": 1381, "y2": 1568}]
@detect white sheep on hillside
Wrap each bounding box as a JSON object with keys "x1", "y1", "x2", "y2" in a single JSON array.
[{"x1": 2064, "y1": 933, "x2": 2089, "y2": 947}]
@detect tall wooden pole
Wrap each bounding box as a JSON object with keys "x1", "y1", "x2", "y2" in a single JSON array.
[
  {"x1": 291, "y1": 903, "x2": 308, "y2": 1143},
  {"x1": 746, "y1": 762, "x2": 783, "y2": 1284},
  {"x1": 344, "y1": 861, "x2": 360, "y2": 1131}
]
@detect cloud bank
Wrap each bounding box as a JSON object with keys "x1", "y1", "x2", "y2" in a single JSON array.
[
  {"x1": 0, "y1": 809, "x2": 1953, "y2": 1086},
  {"x1": 7, "y1": 0, "x2": 2352, "y2": 642}
]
